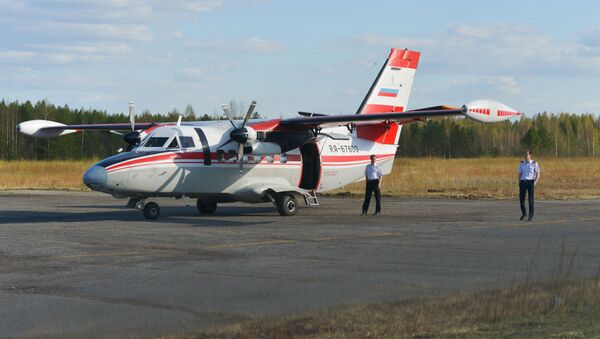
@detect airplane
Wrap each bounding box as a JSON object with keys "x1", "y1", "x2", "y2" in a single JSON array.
[{"x1": 17, "y1": 48, "x2": 521, "y2": 219}]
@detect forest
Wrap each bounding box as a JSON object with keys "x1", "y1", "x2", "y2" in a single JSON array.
[{"x1": 1, "y1": 99, "x2": 599, "y2": 160}]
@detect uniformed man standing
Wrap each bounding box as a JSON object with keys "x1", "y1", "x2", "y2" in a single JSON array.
[
  {"x1": 518, "y1": 150, "x2": 541, "y2": 221},
  {"x1": 362, "y1": 154, "x2": 383, "y2": 215}
]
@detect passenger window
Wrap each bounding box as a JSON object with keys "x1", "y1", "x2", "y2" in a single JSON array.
[
  {"x1": 217, "y1": 150, "x2": 225, "y2": 161},
  {"x1": 266, "y1": 155, "x2": 274, "y2": 163},
  {"x1": 280, "y1": 153, "x2": 288, "y2": 164},
  {"x1": 167, "y1": 137, "x2": 179, "y2": 149},
  {"x1": 180, "y1": 136, "x2": 195, "y2": 148}
]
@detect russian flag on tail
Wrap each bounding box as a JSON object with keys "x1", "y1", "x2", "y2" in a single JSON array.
[{"x1": 378, "y1": 87, "x2": 399, "y2": 97}]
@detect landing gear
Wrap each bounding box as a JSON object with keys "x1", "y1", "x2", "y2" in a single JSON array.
[
  {"x1": 197, "y1": 199, "x2": 217, "y2": 214},
  {"x1": 143, "y1": 202, "x2": 160, "y2": 220},
  {"x1": 126, "y1": 198, "x2": 138, "y2": 208},
  {"x1": 276, "y1": 194, "x2": 298, "y2": 216}
]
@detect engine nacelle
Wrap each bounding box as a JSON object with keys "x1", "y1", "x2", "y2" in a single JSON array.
[
  {"x1": 248, "y1": 141, "x2": 282, "y2": 156},
  {"x1": 16, "y1": 120, "x2": 77, "y2": 138},
  {"x1": 463, "y1": 99, "x2": 521, "y2": 123}
]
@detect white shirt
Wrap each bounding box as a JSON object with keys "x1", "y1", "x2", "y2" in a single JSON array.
[
  {"x1": 365, "y1": 163, "x2": 383, "y2": 180},
  {"x1": 519, "y1": 160, "x2": 540, "y2": 180}
]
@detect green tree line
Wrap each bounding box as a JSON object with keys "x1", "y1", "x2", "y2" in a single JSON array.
[
  {"x1": 1, "y1": 99, "x2": 598, "y2": 160},
  {"x1": 398, "y1": 112, "x2": 600, "y2": 158}
]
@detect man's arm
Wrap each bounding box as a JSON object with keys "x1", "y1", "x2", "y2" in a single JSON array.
[
  {"x1": 534, "y1": 163, "x2": 541, "y2": 186},
  {"x1": 518, "y1": 163, "x2": 522, "y2": 183},
  {"x1": 378, "y1": 167, "x2": 383, "y2": 189}
]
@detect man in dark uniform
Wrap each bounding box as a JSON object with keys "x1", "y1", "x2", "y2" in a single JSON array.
[
  {"x1": 518, "y1": 150, "x2": 541, "y2": 221},
  {"x1": 362, "y1": 154, "x2": 383, "y2": 215}
]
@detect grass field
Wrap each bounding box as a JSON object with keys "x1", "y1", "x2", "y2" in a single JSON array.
[
  {"x1": 1, "y1": 157, "x2": 599, "y2": 199},
  {"x1": 0, "y1": 160, "x2": 94, "y2": 191},
  {"x1": 333, "y1": 157, "x2": 600, "y2": 200},
  {"x1": 183, "y1": 278, "x2": 600, "y2": 338}
]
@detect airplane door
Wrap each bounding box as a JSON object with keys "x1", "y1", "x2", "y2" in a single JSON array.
[{"x1": 299, "y1": 143, "x2": 321, "y2": 190}]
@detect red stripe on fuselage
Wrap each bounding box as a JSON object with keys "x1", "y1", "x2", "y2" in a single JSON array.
[{"x1": 106, "y1": 152, "x2": 303, "y2": 172}]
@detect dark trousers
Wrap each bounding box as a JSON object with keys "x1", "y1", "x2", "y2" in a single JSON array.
[
  {"x1": 519, "y1": 180, "x2": 535, "y2": 216},
  {"x1": 362, "y1": 179, "x2": 381, "y2": 213}
]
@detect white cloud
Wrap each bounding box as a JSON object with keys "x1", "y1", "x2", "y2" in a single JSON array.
[
  {"x1": 356, "y1": 24, "x2": 600, "y2": 77},
  {"x1": 30, "y1": 43, "x2": 131, "y2": 55},
  {"x1": 0, "y1": 50, "x2": 34, "y2": 60},
  {"x1": 452, "y1": 76, "x2": 522, "y2": 95},
  {"x1": 51, "y1": 22, "x2": 154, "y2": 42},
  {"x1": 182, "y1": 0, "x2": 224, "y2": 13},
  {"x1": 240, "y1": 37, "x2": 285, "y2": 53}
]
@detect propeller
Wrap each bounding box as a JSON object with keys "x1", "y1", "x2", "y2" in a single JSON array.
[
  {"x1": 218, "y1": 100, "x2": 257, "y2": 173},
  {"x1": 123, "y1": 101, "x2": 141, "y2": 151}
]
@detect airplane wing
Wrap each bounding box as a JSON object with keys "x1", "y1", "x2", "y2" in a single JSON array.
[
  {"x1": 277, "y1": 100, "x2": 521, "y2": 130},
  {"x1": 17, "y1": 120, "x2": 157, "y2": 138},
  {"x1": 280, "y1": 106, "x2": 464, "y2": 129}
]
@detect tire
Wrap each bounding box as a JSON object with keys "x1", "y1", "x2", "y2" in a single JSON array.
[
  {"x1": 276, "y1": 194, "x2": 298, "y2": 216},
  {"x1": 143, "y1": 202, "x2": 160, "y2": 220},
  {"x1": 196, "y1": 199, "x2": 217, "y2": 214}
]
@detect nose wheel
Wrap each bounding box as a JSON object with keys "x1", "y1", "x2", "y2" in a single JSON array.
[{"x1": 275, "y1": 194, "x2": 298, "y2": 216}]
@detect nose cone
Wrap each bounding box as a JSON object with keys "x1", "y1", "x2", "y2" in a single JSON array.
[{"x1": 83, "y1": 165, "x2": 107, "y2": 191}]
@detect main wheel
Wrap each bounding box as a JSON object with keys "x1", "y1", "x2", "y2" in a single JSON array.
[
  {"x1": 143, "y1": 202, "x2": 160, "y2": 220},
  {"x1": 196, "y1": 199, "x2": 217, "y2": 214},
  {"x1": 276, "y1": 194, "x2": 298, "y2": 216}
]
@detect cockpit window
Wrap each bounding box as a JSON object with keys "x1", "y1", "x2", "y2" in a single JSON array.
[
  {"x1": 144, "y1": 137, "x2": 169, "y2": 147},
  {"x1": 167, "y1": 137, "x2": 179, "y2": 149},
  {"x1": 180, "y1": 136, "x2": 195, "y2": 148}
]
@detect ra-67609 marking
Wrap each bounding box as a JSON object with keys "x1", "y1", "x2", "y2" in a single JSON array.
[{"x1": 328, "y1": 144, "x2": 360, "y2": 153}]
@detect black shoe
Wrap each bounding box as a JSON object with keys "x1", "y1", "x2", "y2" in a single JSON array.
[
  {"x1": 520, "y1": 214, "x2": 526, "y2": 221},
  {"x1": 373, "y1": 211, "x2": 380, "y2": 216},
  {"x1": 528, "y1": 215, "x2": 533, "y2": 221},
  {"x1": 361, "y1": 211, "x2": 366, "y2": 216}
]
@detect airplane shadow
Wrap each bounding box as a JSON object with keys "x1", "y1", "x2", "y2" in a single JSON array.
[{"x1": 0, "y1": 206, "x2": 276, "y2": 227}]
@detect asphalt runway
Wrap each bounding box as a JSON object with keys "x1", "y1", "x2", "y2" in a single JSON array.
[{"x1": 1, "y1": 190, "x2": 599, "y2": 338}]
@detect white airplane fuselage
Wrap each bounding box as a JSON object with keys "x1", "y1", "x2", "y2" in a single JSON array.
[{"x1": 83, "y1": 120, "x2": 398, "y2": 203}]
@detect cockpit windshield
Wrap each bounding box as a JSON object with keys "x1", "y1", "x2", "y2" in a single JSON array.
[
  {"x1": 143, "y1": 137, "x2": 169, "y2": 148},
  {"x1": 137, "y1": 127, "x2": 197, "y2": 150},
  {"x1": 167, "y1": 137, "x2": 179, "y2": 149}
]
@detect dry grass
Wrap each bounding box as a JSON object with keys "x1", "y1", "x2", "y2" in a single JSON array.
[
  {"x1": 182, "y1": 279, "x2": 600, "y2": 338},
  {"x1": 0, "y1": 160, "x2": 94, "y2": 190},
  {"x1": 168, "y1": 246, "x2": 600, "y2": 338},
  {"x1": 1, "y1": 157, "x2": 599, "y2": 199},
  {"x1": 333, "y1": 157, "x2": 600, "y2": 200}
]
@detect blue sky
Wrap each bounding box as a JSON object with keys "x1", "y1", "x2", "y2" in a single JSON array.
[{"x1": 1, "y1": 0, "x2": 600, "y2": 118}]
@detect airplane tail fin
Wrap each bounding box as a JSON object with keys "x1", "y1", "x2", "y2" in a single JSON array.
[{"x1": 356, "y1": 48, "x2": 420, "y2": 144}]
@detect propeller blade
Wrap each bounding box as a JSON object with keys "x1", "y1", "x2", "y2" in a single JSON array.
[
  {"x1": 109, "y1": 130, "x2": 123, "y2": 136},
  {"x1": 221, "y1": 104, "x2": 237, "y2": 129},
  {"x1": 129, "y1": 101, "x2": 135, "y2": 132},
  {"x1": 241, "y1": 100, "x2": 257, "y2": 128},
  {"x1": 237, "y1": 142, "x2": 244, "y2": 173},
  {"x1": 217, "y1": 139, "x2": 235, "y2": 149}
]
